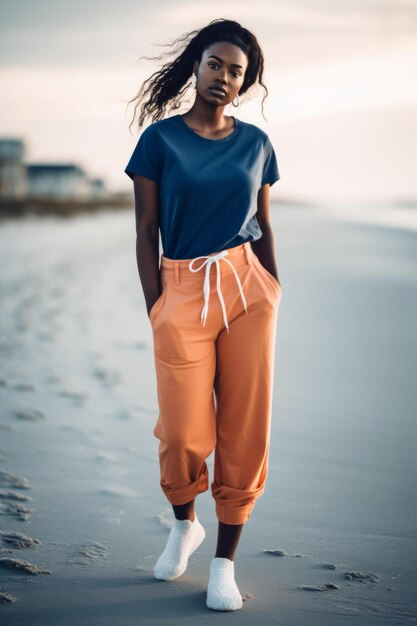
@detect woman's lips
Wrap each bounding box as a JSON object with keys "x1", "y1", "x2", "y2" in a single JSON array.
[{"x1": 209, "y1": 87, "x2": 227, "y2": 97}]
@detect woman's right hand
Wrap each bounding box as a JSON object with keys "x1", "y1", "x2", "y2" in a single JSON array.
[
  {"x1": 147, "y1": 289, "x2": 163, "y2": 319},
  {"x1": 147, "y1": 300, "x2": 158, "y2": 319}
]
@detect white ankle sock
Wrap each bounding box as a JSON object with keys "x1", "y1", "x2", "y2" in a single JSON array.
[
  {"x1": 153, "y1": 514, "x2": 206, "y2": 581},
  {"x1": 206, "y1": 557, "x2": 243, "y2": 611}
]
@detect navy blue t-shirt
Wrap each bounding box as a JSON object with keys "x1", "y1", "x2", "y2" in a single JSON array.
[{"x1": 124, "y1": 113, "x2": 280, "y2": 260}]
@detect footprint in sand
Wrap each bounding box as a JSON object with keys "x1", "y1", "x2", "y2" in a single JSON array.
[
  {"x1": 98, "y1": 486, "x2": 137, "y2": 498},
  {"x1": 79, "y1": 542, "x2": 109, "y2": 560},
  {"x1": 300, "y1": 566, "x2": 379, "y2": 593},
  {"x1": 93, "y1": 367, "x2": 121, "y2": 388},
  {"x1": 263, "y1": 548, "x2": 307, "y2": 558},
  {"x1": 117, "y1": 405, "x2": 155, "y2": 421},
  {"x1": 0, "y1": 499, "x2": 33, "y2": 522},
  {"x1": 301, "y1": 583, "x2": 341, "y2": 591},
  {"x1": 68, "y1": 542, "x2": 109, "y2": 566},
  {"x1": 344, "y1": 571, "x2": 380, "y2": 584},
  {"x1": 0, "y1": 591, "x2": 16, "y2": 604},
  {"x1": 0, "y1": 473, "x2": 32, "y2": 520},
  {"x1": 12, "y1": 382, "x2": 36, "y2": 392},
  {"x1": 263, "y1": 549, "x2": 288, "y2": 557},
  {"x1": 13, "y1": 409, "x2": 46, "y2": 422},
  {"x1": 0, "y1": 531, "x2": 40, "y2": 549},
  {"x1": 0, "y1": 470, "x2": 31, "y2": 490},
  {"x1": 265, "y1": 551, "x2": 343, "y2": 593},
  {"x1": 0, "y1": 490, "x2": 29, "y2": 503},
  {"x1": 0, "y1": 558, "x2": 51, "y2": 575},
  {"x1": 57, "y1": 388, "x2": 88, "y2": 406},
  {"x1": 242, "y1": 593, "x2": 254, "y2": 602}
]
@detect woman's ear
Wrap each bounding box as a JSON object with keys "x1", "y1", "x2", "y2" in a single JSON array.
[{"x1": 192, "y1": 60, "x2": 199, "y2": 75}]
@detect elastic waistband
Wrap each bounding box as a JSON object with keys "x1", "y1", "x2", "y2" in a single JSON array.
[
  {"x1": 160, "y1": 242, "x2": 254, "y2": 332},
  {"x1": 160, "y1": 242, "x2": 255, "y2": 281}
]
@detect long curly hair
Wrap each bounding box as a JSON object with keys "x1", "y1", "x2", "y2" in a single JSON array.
[{"x1": 126, "y1": 18, "x2": 269, "y2": 134}]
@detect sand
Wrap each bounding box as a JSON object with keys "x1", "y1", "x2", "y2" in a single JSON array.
[{"x1": 0, "y1": 205, "x2": 416, "y2": 624}]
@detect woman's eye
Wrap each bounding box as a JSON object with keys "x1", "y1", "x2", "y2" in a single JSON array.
[{"x1": 208, "y1": 62, "x2": 240, "y2": 78}]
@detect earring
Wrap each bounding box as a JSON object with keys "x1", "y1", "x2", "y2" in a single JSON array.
[{"x1": 232, "y1": 93, "x2": 240, "y2": 107}]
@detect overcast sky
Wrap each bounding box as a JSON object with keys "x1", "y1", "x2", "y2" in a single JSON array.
[{"x1": 1, "y1": 0, "x2": 416, "y2": 205}]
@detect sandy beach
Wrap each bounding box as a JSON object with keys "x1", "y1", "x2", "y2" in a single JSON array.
[{"x1": 0, "y1": 204, "x2": 416, "y2": 624}]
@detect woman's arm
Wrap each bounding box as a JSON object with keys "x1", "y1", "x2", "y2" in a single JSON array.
[
  {"x1": 250, "y1": 184, "x2": 281, "y2": 285},
  {"x1": 132, "y1": 174, "x2": 162, "y2": 317}
]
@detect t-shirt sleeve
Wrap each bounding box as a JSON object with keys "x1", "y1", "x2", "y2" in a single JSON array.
[
  {"x1": 124, "y1": 124, "x2": 162, "y2": 183},
  {"x1": 261, "y1": 136, "x2": 280, "y2": 187}
]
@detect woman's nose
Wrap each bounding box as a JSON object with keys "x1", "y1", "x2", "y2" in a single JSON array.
[{"x1": 216, "y1": 68, "x2": 227, "y2": 82}]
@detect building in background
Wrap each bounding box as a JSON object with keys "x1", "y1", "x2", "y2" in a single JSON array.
[
  {"x1": 0, "y1": 139, "x2": 27, "y2": 198},
  {"x1": 26, "y1": 164, "x2": 103, "y2": 199},
  {"x1": 0, "y1": 138, "x2": 106, "y2": 200}
]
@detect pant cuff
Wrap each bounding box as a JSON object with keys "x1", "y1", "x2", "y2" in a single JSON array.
[
  {"x1": 215, "y1": 502, "x2": 255, "y2": 525},
  {"x1": 160, "y1": 470, "x2": 209, "y2": 505}
]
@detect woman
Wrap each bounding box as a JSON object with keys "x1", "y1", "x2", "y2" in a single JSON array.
[{"x1": 125, "y1": 18, "x2": 282, "y2": 612}]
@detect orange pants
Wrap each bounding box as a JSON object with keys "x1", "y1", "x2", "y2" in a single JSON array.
[{"x1": 149, "y1": 242, "x2": 282, "y2": 525}]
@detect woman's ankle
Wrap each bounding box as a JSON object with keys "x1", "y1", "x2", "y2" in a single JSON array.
[{"x1": 172, "y1": 500, "x2": 195, "y2": 522}]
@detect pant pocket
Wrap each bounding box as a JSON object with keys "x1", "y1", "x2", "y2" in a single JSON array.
[
  {"x1": 149, "y1": 285, "x2": 167, "y2": 324},
  {"x1": 254, "y1": 255, "x2": 282, "y2": 294}
]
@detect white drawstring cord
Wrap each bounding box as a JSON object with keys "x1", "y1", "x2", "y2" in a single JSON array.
[{"x1": 188, "y1": 250, "x2": 248, "y2": 333}]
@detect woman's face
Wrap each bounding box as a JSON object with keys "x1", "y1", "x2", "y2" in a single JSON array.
[{"x1": 193, "y1": 41, "x2": 248, "y2": 107}]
